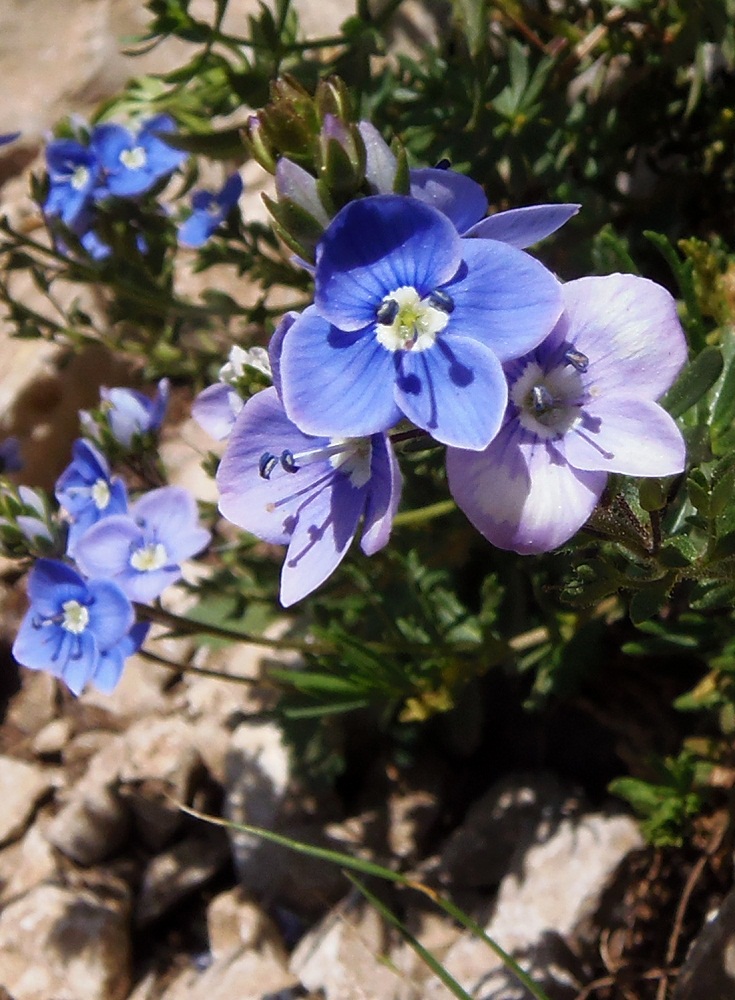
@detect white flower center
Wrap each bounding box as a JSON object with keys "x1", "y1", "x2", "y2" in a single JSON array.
[
  {"x1": 328, "y1": 437, "x2": 372, "y2": 489},
  {"x1": 91, "y1": 478, "x2": 111, "y2": 510},
  {"x1": 120, "y1": 146, "x2": 147, "y2": 170},
  {"x1": 511, "y1": 361, "x2": 583, "y2": 439},
  {"x1": 71, "y1": 165, "x2": 90, "y2": 191},
  {"x1": 130, "y1": 541, "x2": 168, "y2": 572},
  {"x1": 61, "y1": 599, "x2": 89, "y2": 635},
  {"x1": 375, "y1": 286, "x2": 450, "y2": 353}
]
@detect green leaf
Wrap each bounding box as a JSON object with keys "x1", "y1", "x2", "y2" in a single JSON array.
[
  {"x1": 156, "y1": 126, "x2": 247, "y2": 158},
  {"x1": 629, "y1": 581, "x2": 671, "y2": 624},
  {"x1": 659, "y1": 346, "x2": 723, "y2": 418}
]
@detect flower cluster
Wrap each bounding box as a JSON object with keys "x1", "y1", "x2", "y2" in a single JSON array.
[
  {"x1": 11, "y1": 384, "x2": 210, "y2": 695},
  {"x1": 198, "y1": 123, "x2": 688, "y2": 606},
  {"x1": 44, "y1": 116, "x2": 188, "y2": 259}
]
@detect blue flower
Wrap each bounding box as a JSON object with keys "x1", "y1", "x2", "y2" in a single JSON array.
[
  {"x1": 99, "y1": 378, "x2": 170, "y2": 447},
  {"x1": 178, "y1": 173, "x2": 243, "y2": 247},
  {"x1": 0, "y1": 437, "x2": 22, "y2": 474},
  {"x1": 91, "y1": 115, "x2": 187, "y2": 198},
  {"x1": 279, "y1": 195, "x2": 563, "y2": 450},
  {"x1": 357, "y1": 122, "x2": 579, "y2": 247},
  {"x1": 446, "y1": 274, "x2": 688, "y2": 554},
  {"x1": 44, "y1": 138, "x2": 101, "y2": 226},
  {"x1": 12, "y1": 559, "x2": 137, "y2": 695},
  {"x1": 55, "y1": 439, "x2": 128, "y2": 554},
  {"x1": 73, "y1": 486, "x2": 211, "y2": 603},
  {"x1": 217, "y1": 386, "x2": 401, "y2": 606}
]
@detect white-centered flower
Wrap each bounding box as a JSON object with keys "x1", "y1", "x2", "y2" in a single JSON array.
[
  {"x1": 91, "y1": 478, "x2": 111, "y2": 510},
  {"x1": 71, "y1": 165, "x2": 90, "y2": 191},
  {"x1": 375, "y1": 286, "x2": 450, "y2": 353},
  {"x1": 61, "y1": 599, "x2": 90, "y2": 635},
  {"x1": 130, "y1": 541, "x2": 168, "y2": 572},
  {"x1": 120, "y1": 146, "x2": 147, "y2": 170},
  {"x1": 510, "y1": 360, "x2": 584, "y2": 439}
]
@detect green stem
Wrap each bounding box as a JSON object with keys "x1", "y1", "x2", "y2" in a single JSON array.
[
  {"x1": 139, "y1": 647, "x2": 260, "y2": 685},
  {"x1": 135, "y1": 602, "x2": 334, "y2": 655},
  {"x1": 393, "y1": 499, "x2": 456, "y2": 528}
]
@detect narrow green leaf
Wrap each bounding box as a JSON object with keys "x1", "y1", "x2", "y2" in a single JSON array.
[
  {"x1": 346, "y1": 874, "x2": 474, "y2": 1000},
  {"x1": 659, "y1": 346, "x2": 723, "y2": 418}
]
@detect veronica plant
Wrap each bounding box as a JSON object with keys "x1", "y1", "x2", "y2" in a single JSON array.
[{"x1": 55, "y1": 439, "x2": 129, "y2": 555}]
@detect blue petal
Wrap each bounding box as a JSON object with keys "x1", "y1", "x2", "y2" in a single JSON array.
[
  {"x1": 61, "y1": 632, "x2": 99, "y2": 696},
  {"x1": 280, "y1": 462, "x2": 366, "y2": 607},
  {"x1": 178, "y1": 210, "x2": 219, "y2": 248},
  {"x1": 393, "y1": 336, "x2": 508, "y2": 450},
  {"x1": 86, "y1": 578, "x2": 135, "y2": 647},
  {"x1": 314, "y1": 195, "x2": 462, "y2": 332},
  {"x1": 218, "y1": 387, "x2": 333, "y2": 546},
  {"x1": 27, "y1": 558, "x2": 87, "y2": 615},
  {"x1": 131, "y1": 487, "x2": 210, "y2": 563},
  {"x1": 357, "y1": 122, "x2": 397, "y2": 194},
  {"x1": 465, "y1": 204, "x2": 580, "y2": 247},
  {"x1": 280, "y1": 306, "x2": 401, "y2": 437},
  {"x1": 409, "y1": 167, "x2": 488, "y2": 234},
  {"x1": 74, "y1": 515, "x2": 142, "y2": 579},
  {"x1": 360, "y1": 434, "x2": 402, "y2": 555},
  {"x1": 447, "y1": 239, "x2": 563, "y2": 362},
  {"x1": 192, "y1": 383, "x2": 242, "y2": 439},
  {"x1": 447, "y1": 422, "x2": 606, "y2": 554}
]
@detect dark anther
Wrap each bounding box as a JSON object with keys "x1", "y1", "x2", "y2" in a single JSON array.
[
  {"x1": 564, "y1": 348, "x2": 589, "y2": 373},
  {"x1": 376, "y1": 299, "x2": 399, "y2": 325},
  {"x1": 280, "y1": 450, "x2": 299, "y2": 473},
  {"x1": 259, "y1": 452, "x2": 278, "y2": 479},
  {"x1": 434, "y1": 158, "x2": 451, "y2": 170},
  {"x1": 531, "y1": 385, "x2": 554, "y2": 414},
  {"x1": 428, "y1": 289, "x2": 455, "y2": 314}
]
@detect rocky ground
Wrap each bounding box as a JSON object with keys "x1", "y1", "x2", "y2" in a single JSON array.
[{"x1": 0, "y1": 3, "x2": 734, "y2": 999}]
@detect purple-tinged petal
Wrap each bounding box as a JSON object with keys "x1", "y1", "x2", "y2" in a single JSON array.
[
  {"x1": 26, "y1": 558, "x2": 86, "y2": 614},
  {"x1": 466, "y1": 203, "x2": 580, "y2": 247},
  {"x1": 447, "y1": 423, "x2": 607, "y2": 554},
  {"x1": 131, "y1": 487, "x2": 210, "y2": 563},
  {"x1": 280, "y1": 307, "x2": 401, "y2": 437},
  {"x1": 562, "y1": 275, "x2": 688, "y2": 400},
  {"x1": 409, "y1": 167, "x2": 488, "y2": 234},
  {"x1": 275, "y1": 158, "x2": 330, "y2": 228},
  {"x1": 561, "y1": 397, "x2": 686, "y2": 477},
  {"x1": 394, "y1": 337, "x2": 508, "y2": 450},
  {"x1": 74, "y1": 515, "x2": 141, "y2": 579},
  {"x1": 314, "y1": 196, "x2": 462, "y2": 332},
  {"x1": 360, "y1": 434, "x2": 402, "y2": 555},
  {"x1": 279, "y1": 467, "x2": 365, "y2": 608},
  {"x1": 269, "y1": 311, "x2": 298, "y2": 400},
  {"x1": 447, "y1": 239, "x2": 563, "y2": 362},
  {"x1": 218, "y1": 387, "x2": 333, "y2": 546},
  {"x1": 357, "y1": 122, "x2": 397, "y2": 194},
  {"x1": 192, "y1": 383, "x2": 242, "y2": 440}
]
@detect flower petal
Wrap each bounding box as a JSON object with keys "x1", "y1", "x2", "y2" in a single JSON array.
[
  {"x1": 131, "y1": 487, "x2": 210, "y2": 562},
  {"x1": 74, "y1": 516, "x2": 142, "y2": 579},
  {"x1": 218, "y1": 387, "x2": 332, "y2": 545},
  {"x1": 280, "y1": 468, "x2": 365, "y2": 607},
  {"x1": 561, "y1": 397, "x2": 687, "y2": 476},
  {"x1": 465, "y1": 203, "x2": 580, "y2": 247},
  {"x1": 192, "y1": 383, "x2": 242, "y2": 440},
  {"x1": 27, "y1": 558, "x2": 86, "y2": 615},
  {"x1": 447, "y1": 423, "x2": 607, "y2": 554},
  {"x1": 562, "y1": 275, "x2": 688, "y2": 400},
  {"x1": 360, "y1": 434, "x2": 402, "y2": 555},
  {"x1": 314, "y1": 195, "x2": 462, "y2": 331},
  {"x1": 394, "y1": 336, "x2": 508, "y2": 450},
  {"x1": 447, "y1": 239, "x2": 563, "y2": 362},
  {"x1": 86, "y1": 579, "x2": 135, "y2": 647},
  {"x1": 358, "y1": 121, "x2": 398, "y2": 194},
  {"x1": 409, "y1": 167, "x2": 488, "y2": 233},
  {"x1": 280, "y1": 307, "x2": 401, "y2": 437}
]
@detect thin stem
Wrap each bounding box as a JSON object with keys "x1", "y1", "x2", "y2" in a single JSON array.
[
  {"x1": 139, "y1": 647, "x2": 260, "y2": 685},
  {"x1": 393, "y1": 499, "x2": 456, "y2": 528},
  {"x1": 136, "y1": 602, "x2": 333, "y2": 655}
]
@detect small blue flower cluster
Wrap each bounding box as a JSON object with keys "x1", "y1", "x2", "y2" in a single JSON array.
[
  {"x1": 198, "y1": 124, "x2": 688, "y2": 606},
  {"x1": 11, "y1": 382, "x2": 210, "y2": 696},
  {"x1": 44, "y1": 115, "x2": 188, "y2": 259},
  {"x1": 44, "y1": 115, "x2": 243, "y2": 258}
]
